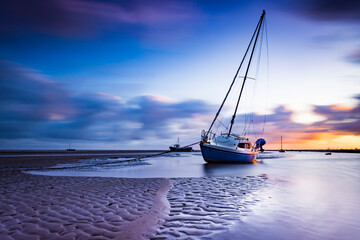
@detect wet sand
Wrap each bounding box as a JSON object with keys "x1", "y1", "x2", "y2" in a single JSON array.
[
  {"x1": 0, "y1": 152, "x2": 268, "y2": 239},
  {"x1": 0, "y1": 150, "x2": 163, "y2": 170}
]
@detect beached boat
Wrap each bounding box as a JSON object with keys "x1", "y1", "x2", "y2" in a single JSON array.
[
  {"x1": 201, "y1": 133, "x2": 258, "y2": 163},
  {"x1": 200, "y1": 10, "x2": 267, "y2": 163},
  {"x1": 169, "y1": 138, "x2": 193, "y2": 152}
]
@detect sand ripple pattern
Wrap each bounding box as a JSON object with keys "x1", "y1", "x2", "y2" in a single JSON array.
[
  {"x1": 0, "y1": 172, "x2": 170, "y2": 240},
  {"x1": 153, "y1": 176, "x2": 268, "y2": 240}
]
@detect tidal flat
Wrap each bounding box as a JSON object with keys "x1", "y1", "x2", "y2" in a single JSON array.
[{"x1": 1, "y1": 151, "x2": 359, "y2": 239}]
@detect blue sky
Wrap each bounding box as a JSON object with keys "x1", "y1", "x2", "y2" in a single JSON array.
[{"x1": 1, "y1": 0, "x2": 359, "y2": 149}]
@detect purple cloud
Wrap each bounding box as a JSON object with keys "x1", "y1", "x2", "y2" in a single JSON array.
[
  {"x1": 313, "y1": 101, "x2": 360, "y2": 134},
  {"x1": 123, "y1": 95, "x2": 214, "y2": 139},
  {"x1": 1, "y1": 60, "x2": 359, "y2": 148},
  {"x1": 0, "y1": 60, "x2": 74, "y2": 121},
  {"x1": 346, "y1": 49, "x2": 360, "y2": 64},
  {"x1": 288, "y1": 0, "x2": 360, "y2": 22},
  {"x1": 66, "y1": 0, "x2": 197, "y2": 26},
  {"x1": 0, "y1": 0, "x2": 200, "y2": 38},
  {"x1": 0, "y1": 60, "x2": 213, "y2": 142},
  {"x1": 0, "y1": 0, "x2": 89, "y2": 37}
]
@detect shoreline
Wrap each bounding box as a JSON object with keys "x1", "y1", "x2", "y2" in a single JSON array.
[{"x1": 0, "y1": 151, "x2": 165, "y2": 170}]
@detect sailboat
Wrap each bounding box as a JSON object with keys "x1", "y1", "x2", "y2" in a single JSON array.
[
  {"x1": 200, "y1": 10, "x2": 267, "y2": 163},
  {"x1": 279, "y1": 136, "x2": 286, "y2": 152},
  {"x1": 169, "y1": 138, "x2": 193, "y2": 152}
]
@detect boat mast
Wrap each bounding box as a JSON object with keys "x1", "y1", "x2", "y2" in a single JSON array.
[
  {"x1": 228, "y1": 10, "x2": 266, "y2": 136},
  {"x1": 281, "y1": 136, "x2": 283, "y2": 150},
  {"x1": 205, "y1": 12, "x2": 263, "y2": 138}
]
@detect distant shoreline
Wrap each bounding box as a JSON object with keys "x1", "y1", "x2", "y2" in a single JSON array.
[
  {"x1": 0, "y1": 149, "x2": 165, "y2": 154},
  {"x1": 0, "y1": 150, "x2": 165, "y2": 169},
  {"x1": 1, "y1": 149, "x2": 358, "y2": 154},
  {"x1": 267, "y1": 149, "x2": 360, "y2": 153}
]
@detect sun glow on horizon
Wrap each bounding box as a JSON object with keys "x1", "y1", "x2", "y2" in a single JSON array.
[{"x1": 265, "y1": 133, "x2": 360, "y2": 150}]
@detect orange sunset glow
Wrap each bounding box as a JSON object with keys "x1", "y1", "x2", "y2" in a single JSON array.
[{"x1": 252, "y1": 100, "x2": 360, "y2": 150}]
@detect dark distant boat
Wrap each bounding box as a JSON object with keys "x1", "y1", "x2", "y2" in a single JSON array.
[
  {"x1": 325, "y1": 152, "x2": 332, "y2": 155},
  {"x1": 169, "y1": 138, "x2": 192, "y2": 152},
  {"x1": 200, "y1": 10, "x2": 267, "y2": 163},
  {"x1": 66, "y1": 144, "x2": 76, "y2": 151},
  {"x1": 279, "y1": 136, "x2": 286, "y2": 152}
]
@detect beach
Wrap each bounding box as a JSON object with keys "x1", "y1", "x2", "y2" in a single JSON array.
[
  {"x1": 0, "y1": 151, "x2": 269, "y2": 240},
  {"x1": 1, "y1": 151, "x2": 360, "y2": 239}
]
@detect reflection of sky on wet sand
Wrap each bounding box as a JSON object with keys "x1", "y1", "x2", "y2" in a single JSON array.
[
  {"x1": 29, "y1": 151, "x2": 360, "y2": 239},
  {"x1": 211, "y1": 152, "x2": 360, "y2": 240}
]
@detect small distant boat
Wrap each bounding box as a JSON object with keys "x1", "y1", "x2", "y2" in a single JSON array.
[
  {"x1": 66, "y1": 144, "x2": 76, "y2": 151},
  {"x1": 279, "y1": 136, "x2": 286, "y2": 153},
  {"x1": 325, "y1": 152, "x2": 332, "y2": 155},
  {"x1": 169, "y1": 138, "x2": 192, "y2": 152},
  {"x1": 200, "y1": 10, "x2": 267, "y2": 163}
]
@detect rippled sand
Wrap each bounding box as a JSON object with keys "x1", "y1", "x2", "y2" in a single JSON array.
[
  {"x1": 153, "y1": 176, "x2": 267, "y2": 239},
  {"x1": 0, "y1": 171, "x2": 172, "y2": 240},
  {"x1": 0, "y1": 152, "x2": 270, "y2": 240},
  {"x1": 0, "y1": 170, "x2": 267, "y2": 240}
]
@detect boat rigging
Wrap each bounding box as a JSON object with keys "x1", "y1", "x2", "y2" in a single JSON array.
[{"x1": 200, "y1": 10, "x2": 268, "y2": 163}]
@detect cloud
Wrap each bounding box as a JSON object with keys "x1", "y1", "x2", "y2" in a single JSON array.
[
  {"x1": 66, "y1": 0, "x2": 197, "y2": 26},
  {"x1": 0, "y1": 60, "x2": 75, "y2": 139},
  {"x1": 288, "y1": 0, "x2": 360, "y2": 22},
  {"x1": 246, "y1": 106, "x2": 314, "y2": 144},
  {"x1": 123, "y1": 95, "x2": 213, "y2": 139},
  {"x1": 0, "y1": 0, "x2": 201, "y2": 39},
  {"x1": 0, "y1": 0, "x2": 88, "y2": 37},
  {"x1": 0, "y1": 60, "x2": 213, "y2": 143},
  {"x1": 228, "y1": 97, "x2": 360, "y2": 148},
  {"x1": 313, "y1": 101, "x2": 360, "y2": 134},
  {"x1": 1, "y1": 60, "x2": 360, "y2": 149},
  {"x1": 345, "y1": 49, "x2": 360, "y2": 64}
]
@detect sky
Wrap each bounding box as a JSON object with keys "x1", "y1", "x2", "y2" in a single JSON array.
[{"x1": 0, "y1": 0, "x2": 359, "y2": 150}]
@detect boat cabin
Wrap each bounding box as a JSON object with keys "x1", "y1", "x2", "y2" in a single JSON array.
[
  {"x1": 171, "y1": 143, "x2": 180, "y2": 148},
  {"x1": 210, "y1": 133, "x2": 253, "y2": 150},
  {"x1": 238, "y1": 142, "x2": 252, "y2": 149}
]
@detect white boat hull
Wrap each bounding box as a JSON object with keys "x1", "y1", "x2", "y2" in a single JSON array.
[{"x1": 200, "y1": 143, "x2": 258, "y2": 163}]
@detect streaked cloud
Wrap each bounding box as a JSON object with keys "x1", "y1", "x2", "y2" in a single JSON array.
[
  {"x1": 283, "y1": 0, "x2": 360, "y2": 22},
  {"x1": 0, "y1": 60, "x2": 74, "y2": 133},
  {"x1": 0, "y1": 60, "x2": 213, "y2": 144},
  {"x1": 1, "y1": 59, "x2": 360, "y2": 149},
  {"x1": 312, "y1": 98, "x2": 360, "y2": 134},
  {"x1": 0, "y1": 0, "x2": 201, "y2": 39},
  {"x1": 66, "y1": 0, "x2": 198, "y2": 26},
  {"x1": 346, "y1": 49, "x2": 360, "y2": 64}
]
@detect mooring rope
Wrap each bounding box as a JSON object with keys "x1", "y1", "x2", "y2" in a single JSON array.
[{"x1": 27, "y1": 141, "x2": 201, "y2": 171}]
